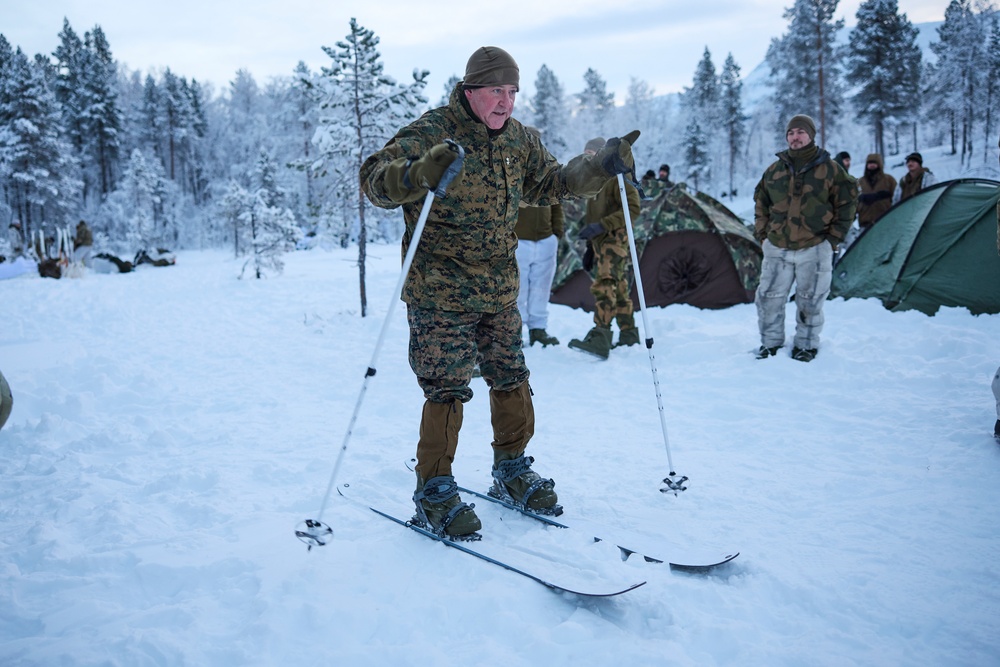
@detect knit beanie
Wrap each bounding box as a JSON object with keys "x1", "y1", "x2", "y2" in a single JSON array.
[
  {"x1": 585, "y1": 137, "x2": 606, "y2": 153},
  {"x1": 905, "y1": 152, "x2": 923, "y2": 165},
  {"x1": 463, "y1": 47, "x2": 519, "y2": 89},
  {"x1": 786, "y1": 114, "x2": 816, "y2": 141}
]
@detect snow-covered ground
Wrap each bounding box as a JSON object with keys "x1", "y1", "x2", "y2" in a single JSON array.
[{"x1": 2, "y1": 245, "x2": 999, "y2": 666}]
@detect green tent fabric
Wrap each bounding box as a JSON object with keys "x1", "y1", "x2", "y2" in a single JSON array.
[
  {"x1": 550, "y1": 185, "x2": 762, "y2": 311},
  {"x1": 830, "y1": 179, "x2": 1000, "y2": 316}
]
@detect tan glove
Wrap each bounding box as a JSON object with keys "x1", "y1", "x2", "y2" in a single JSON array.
[{"x1": 384, "y1": 142, "x2": 463, "y2": 204}]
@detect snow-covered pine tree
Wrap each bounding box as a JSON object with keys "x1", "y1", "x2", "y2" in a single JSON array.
[
  {"x1": 574, "y1": 68, "x2": 614, "y2": 148},
  {"x1": 845, "y1": 0, "x2": 921, "y2": 157},
  {"x1": 0, "y1": 47, "x2": 81, "y2": 246},
  {"x1": 80, "y1": 26, "x2": 123, "y2": 199},
  {"x1": 983, "y1": 16, "x2": 1000, "y2": 164},
  {"x1": 766, "y1": 0, "x2": 845, "y2": 147},
  {"x1": 682, "y1": 48, "x2": 719, "y2": 193},
  {"x1": 530, "y1": 65, "x2": 570, "y2": 160},
  {"x1": 236, "y1": 149, "x2": 302, "y2": 279},
  {"x1": 438, "y1": 75, "x2": 460, "y2": 107},
  {"x1": 719, "y1": 54, "x2": 746, "y2": 198},
  {"x1": 622, "y1": 77, "x2": 658, "y2": 179},
  {"x1": 927, "y1": 0, "x2": 988, "y2": 165},
  {"x1": 683, "y1": 118, "x2": 710, "y2": 192},
  {"x1": 312, "y1": 17, "x2": 428, "y2": 316},
  {"x1": 100, "y1": 148, "x2": 165, "y2": 253}
]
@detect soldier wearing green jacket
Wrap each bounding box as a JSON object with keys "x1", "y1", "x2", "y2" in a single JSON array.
[
  {"x1": 753, "y1": 114, "x2": 857, "y2": 363},
  {"x1": 515, "y1": 126, "x2": 564, "y2": 349},
  {"x1": 360, "y1": 46, "x2": 639, "y2": 538},
  {"x1": 568, "y1": 137, "x2": 642, "y2": 360}
]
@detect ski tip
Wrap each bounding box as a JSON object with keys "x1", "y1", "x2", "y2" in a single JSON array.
[{"x1": 669, "y1": 552, "x2": 739, "y2": 573}]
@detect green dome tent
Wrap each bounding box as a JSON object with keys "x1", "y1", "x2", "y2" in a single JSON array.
[
  {"x1": 550, "y1": 185, "x2": 762, "y2": 311},
  {"x1": 830, "y1": 179, "x2": 1000, "y2": 316}
]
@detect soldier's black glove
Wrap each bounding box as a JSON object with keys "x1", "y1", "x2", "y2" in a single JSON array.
[
  {"x1": 404, "y1": 143, "x2": 462, "y2": 190},
  {"x1": 577, "y1": 223, "x2": 604, "y2": 240},
  {"x1": 582, "y1": 242, "x2": 595, "y2": 272}
]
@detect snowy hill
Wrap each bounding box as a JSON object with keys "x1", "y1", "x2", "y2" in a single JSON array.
[{"x1": 1, "y1": 247, "x2": 998, "y2": 666}]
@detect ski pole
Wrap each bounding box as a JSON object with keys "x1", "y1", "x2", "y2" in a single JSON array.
[
  {"x1": 617, "y1": 172, "x2": 688, "y2": 495},
  {"x1": 296, "y1": 140, "x2": 466, "y2": 550}
]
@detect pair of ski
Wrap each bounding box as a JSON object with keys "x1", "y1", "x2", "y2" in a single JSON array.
[{"x1": 338, "y1": 463, "x2": 738, "y2": 598}]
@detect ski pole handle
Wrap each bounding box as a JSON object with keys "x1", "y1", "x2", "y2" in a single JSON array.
[{"x1": 434, "y1": 139, "x2": 465, "y2": 197}]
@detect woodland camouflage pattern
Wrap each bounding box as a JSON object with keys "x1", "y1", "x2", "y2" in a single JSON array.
[
  {"x1": 585, "y1": 178, "x2": 641, "y2": 328},
  {"x1": 360, "y1": 83, "x2": 584, "y2": 314},
  {"x1": 754, "y1": 148, "x2": 857, "y2": 250}
]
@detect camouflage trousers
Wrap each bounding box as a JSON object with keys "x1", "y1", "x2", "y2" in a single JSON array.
[
  {"x1": 755, "y1": 239, "x2": 833, "y2": 350},
  {"x1": 589, "y1": 228, "x2": 635, "y2": 330},
  {"x1": 407, "y1": 305, "x2": 530, "y2": 403}
]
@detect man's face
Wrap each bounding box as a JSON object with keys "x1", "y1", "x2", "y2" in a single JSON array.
[
  {"x1": 785, "y1": 127, "x2": 811, "y2": 149},
  {"x1": 465, "y1": 85, "x2": 517, "y2": 130},
  {"x1": 842, "y1": 157, "x2": 851, "y2": 170},
  {"x1": 866, "y1": 160, "x2": 879, "y2": 172},
  {"x1": 906, "y1": 159, "x2": 920, "y2": 174}
]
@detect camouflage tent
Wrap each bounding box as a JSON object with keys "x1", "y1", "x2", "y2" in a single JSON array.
[{"x1": 550, "y1": 185, "x2": 762, "y2": 311}]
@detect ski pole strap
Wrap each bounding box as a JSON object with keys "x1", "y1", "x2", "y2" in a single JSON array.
[{"x1": 434, "y1": 140, "x2": 465, "y2": 197}]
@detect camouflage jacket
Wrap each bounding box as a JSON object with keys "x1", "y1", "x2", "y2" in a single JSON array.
[
  {"x1": 515, "y1": 202, "x2": 565, "y2": 241},
  {"x1": 753, "y1": 147, "x2": 857, "y2": 250},
  {"x1": 857, "y1": 169, "x2": 897, "y2": 225},
  {"x1": 584, "y1": 178, "x2": 641, "y2": 236},
  {"x1": 360, "y1": 84, "x2": 583, "y2": 313}
]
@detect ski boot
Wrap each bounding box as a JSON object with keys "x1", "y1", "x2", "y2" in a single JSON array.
[
  {"x1": 615, "y1": 327, "x2": 640, "y2": 348},
  {"x1": 529, "y1": 328, "x2": 560, "y2": 347},
  {"x1": 567, "y1": 326, "x2": 612, "y2": 360},
  {"x1": 755, "y1": 345, "x2": 781, "y2": 359},
  {"x1": 490, "y1": 452, "x2": 561, "y2": 515},
  {"x1": 791, "y1": 346, "x2": 818, "y2": 362},
  {"x1": 413, "y1": 475, "x2": 481, "y2": 540}
]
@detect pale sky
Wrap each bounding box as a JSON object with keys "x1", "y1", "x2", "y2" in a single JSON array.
[{"x1": 5, "y1": 1, "x2": 949, "y2": 102}]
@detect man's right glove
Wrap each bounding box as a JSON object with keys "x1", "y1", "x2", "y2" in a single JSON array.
[
  {"x1": 596, "y1": 130, "x2": 640, "y2": 176},
  {"x1": 405, "y1": 143, "x2": 462, "y2": 190},
  {"x1": 577, "y1": 223, "x2": 605, "y2": 240},
  {"x1": 564, "y1": 129, "x2": 641, "y2": 198}
]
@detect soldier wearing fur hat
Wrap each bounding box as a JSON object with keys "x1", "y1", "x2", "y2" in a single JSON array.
[
  {"x1": 360, "y1": 45, "x2": 641, "y2": 538},
  {"x1": 893, "y1": 152, "x2": 936, "y2": 204},
  {"x1": 752, "y1": 114, "x2": 857, "y2": 363},
  {"x1": 857, "y1": 154, "x2": 896, "y2": 228}
]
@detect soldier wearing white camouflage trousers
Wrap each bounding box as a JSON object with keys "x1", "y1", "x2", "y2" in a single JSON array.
[{"x1": 753, "y1": 114, "x2": 857, "y2": 362}]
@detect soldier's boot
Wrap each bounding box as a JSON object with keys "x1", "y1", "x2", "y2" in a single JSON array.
[
  {"x1": 489, "y1": 384, "x2": 559, "y2": 513},
  {"x1": 529, "y1": 328, "x2": 560, "y2": 347},
  {"x1": 567, "y1": 326, "x2": 613, "y2": 360},
  {"x1": 616, "y1": 327, "x2": 640, "y2": 347},
  {"x1": 0, "y1": 370, "x2": 12, "y2": 431},
  {"x1": 412, "y1": 399, "x2": 480, "y2": 538}
]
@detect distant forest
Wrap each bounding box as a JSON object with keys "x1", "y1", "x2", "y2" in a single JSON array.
[{"x1": 1, "y1": 0, "x2": 998, "y2": 264}]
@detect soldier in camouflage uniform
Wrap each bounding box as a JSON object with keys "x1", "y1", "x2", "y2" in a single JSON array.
[
  {"x1": 360, "y1": 46, "x2": 639, "y2": 538},
  {"x1": 753, "y1": 114, "x2": 857, "y2": 363},
  {"x1": 567, "y1": 138, "x2": 642, "y2": 360}
]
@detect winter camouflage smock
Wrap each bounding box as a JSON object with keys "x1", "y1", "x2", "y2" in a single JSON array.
[
  {"x1": 754, "y1": 146, "x2": 857, "y2": 251},
  {"x1": 361, "y1": 84, "x2": 581, "y2": 314}
]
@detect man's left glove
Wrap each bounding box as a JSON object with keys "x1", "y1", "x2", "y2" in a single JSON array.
[{"x1": 577, "y1": 223, "x2": 604, "y2": 240}]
